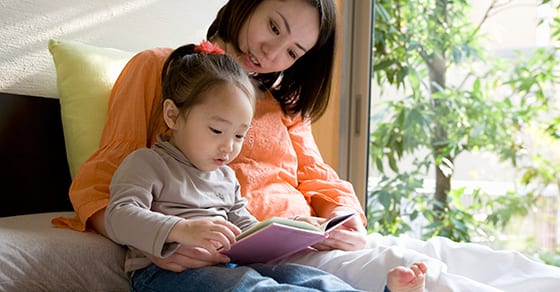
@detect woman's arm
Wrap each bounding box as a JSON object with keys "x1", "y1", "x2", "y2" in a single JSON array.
[
  {"x1": 287, "y1": 116, "x2": 366, "y2": 221},
  {"x1": 287, "y1": 116, "x2": 368, "y2": 250},
  {"x1": 89, "y1": 209, "x2": 108, "y2": 237}
]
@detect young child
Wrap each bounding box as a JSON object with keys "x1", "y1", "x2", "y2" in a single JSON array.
[{"x1": 104, "y1": 40, "x2": 426, "y2": 292}]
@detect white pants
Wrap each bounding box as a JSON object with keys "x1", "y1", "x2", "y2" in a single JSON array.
[{"x1": 280, "y1": 233, "x2": 560, "y2": 292}]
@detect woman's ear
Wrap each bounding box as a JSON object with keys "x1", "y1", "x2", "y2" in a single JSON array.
[{"x1": 162, "y1": 99, "x2": 180, "y2": 129}]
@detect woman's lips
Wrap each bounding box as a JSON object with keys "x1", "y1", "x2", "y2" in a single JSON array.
[{"x1": 245, "y1": 52, "x2": 261, "y2": 72}]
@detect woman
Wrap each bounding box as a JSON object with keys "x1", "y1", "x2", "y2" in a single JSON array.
[
  {"x1": 55, "y1": 0, "x2": 368, "y2": 259},
  {"x1": 53, "y1": 0, "x2": 560, "y2": 291}
]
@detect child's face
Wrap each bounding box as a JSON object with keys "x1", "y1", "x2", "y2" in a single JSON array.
[{"x1": 169, "y1": 84, "x2": 254, "y2": 172}]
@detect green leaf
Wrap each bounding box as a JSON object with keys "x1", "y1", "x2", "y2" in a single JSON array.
[{"x1": 378, "y1": 191, "x2": 392, "y2": 210}]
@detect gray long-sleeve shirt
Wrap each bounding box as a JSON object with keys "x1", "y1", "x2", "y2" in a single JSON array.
[{"x1": 105, "y1": 136, "x2": 258, "y2": 272}]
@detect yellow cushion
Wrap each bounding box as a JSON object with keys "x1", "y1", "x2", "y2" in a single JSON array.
[{"x1": 48, "y1": 39, "x2": 134, "y2": 178}]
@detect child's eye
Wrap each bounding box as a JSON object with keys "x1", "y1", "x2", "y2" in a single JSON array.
[
  {"x1": 235, "y1": 134, "x2": 245, "y2": 139},
  {"x1": 210, "y1": 127, "x2": 222, "y2": 134}
]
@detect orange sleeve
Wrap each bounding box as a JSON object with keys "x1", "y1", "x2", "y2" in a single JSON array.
[
  {"x1": 52, "y1": 48, "x2": 172, "y2": 231},
  {"x1": 287, "y1": 116, "x2": 367, "y2": 225}
]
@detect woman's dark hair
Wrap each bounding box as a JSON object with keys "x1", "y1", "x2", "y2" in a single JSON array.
[
  {"x1": 160, "y1": 44, "x2": 255, "y2": 118},
  {"x1": 207, "y1": 0, "x2": 337, "y2": 122}
]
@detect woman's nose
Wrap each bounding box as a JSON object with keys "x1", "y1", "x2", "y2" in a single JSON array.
[{"x1": 262, "y1": 41, "x2": 283, "y2": 62}]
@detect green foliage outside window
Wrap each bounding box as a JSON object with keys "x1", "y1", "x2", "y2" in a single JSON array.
[{"x1": 368, "y1": 0, "x2": 560, "y2": 261}]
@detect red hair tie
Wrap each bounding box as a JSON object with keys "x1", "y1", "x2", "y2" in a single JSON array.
[{"x1": 194, "y1": 40, "x2": 225, "y2": 55}]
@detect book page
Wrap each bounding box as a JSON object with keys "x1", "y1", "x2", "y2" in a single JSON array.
[
  {"x1": 320, "y1": 212, "x2": 356, "y2": 232},
  {"x1": 237, "y1": 217, "x2": 318, "y2": 241}
]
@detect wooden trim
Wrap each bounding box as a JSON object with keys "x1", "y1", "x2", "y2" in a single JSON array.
[{"x1": 311, "y1": 0, "x2": 344, "y2": 172}]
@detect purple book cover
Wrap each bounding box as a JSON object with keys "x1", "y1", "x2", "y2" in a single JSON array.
[{"x1": 221, "y1": 213, "x2": 356, "y2": 265}]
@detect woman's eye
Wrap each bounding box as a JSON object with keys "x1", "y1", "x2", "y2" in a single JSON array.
[
  {"x1": 270, "y1": 21, "x2": 280, "y2": 35},
  {"x1": 210, "y1": 127, "x2": 222, "y2": 134},
  {"x1": 235, "y1": 134, "x2": 245, "y2": 139},
  {"x1": 288, "y1": 50, "x2": 297, "y2": 60}
]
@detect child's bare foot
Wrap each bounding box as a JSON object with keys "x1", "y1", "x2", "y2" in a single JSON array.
[{"x1": 386, "y1": 262, "x2": 427, "y2": 292}]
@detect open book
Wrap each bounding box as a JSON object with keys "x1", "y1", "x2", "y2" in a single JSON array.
[{"x1": 221, "y1": 213, "x2": 356, "y2": 265}]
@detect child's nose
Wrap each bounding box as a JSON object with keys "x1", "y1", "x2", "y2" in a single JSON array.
[{"x1": 219, "y1": 140, "x2": 234, "y2": 153}]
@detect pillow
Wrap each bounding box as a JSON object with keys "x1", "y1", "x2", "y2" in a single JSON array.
[
  {"x1": 48, "y1": 39, "x2": 134, "y2": 178},
  {"x1": 0, "y1": 212, "x2": 128, "y2": 291}
]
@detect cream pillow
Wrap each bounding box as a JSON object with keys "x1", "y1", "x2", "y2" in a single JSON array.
[
  {"x1": 48, "y1": 39, "x2": 134, "y2": 178},
  {"x1": 0, "y1": 212, "x2": 128, "y2": 291}
]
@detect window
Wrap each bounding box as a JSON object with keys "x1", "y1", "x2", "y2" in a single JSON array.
[{"x1": 341, "y1": 0, "x2": 560, "y2": 252}]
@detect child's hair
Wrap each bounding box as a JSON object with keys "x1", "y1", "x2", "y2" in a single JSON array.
[{"x1": 160, "y1": 43, "x2": 255, "y2": 118}]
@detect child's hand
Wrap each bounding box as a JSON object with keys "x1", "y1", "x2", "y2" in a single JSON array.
[{"x1": 168, "y1": 218, "x2": 241, "y2": 252}]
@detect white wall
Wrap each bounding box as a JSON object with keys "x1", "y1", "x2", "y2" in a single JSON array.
[{"x1": 0, "y1": 0, "x2": 227, "y2": 98}]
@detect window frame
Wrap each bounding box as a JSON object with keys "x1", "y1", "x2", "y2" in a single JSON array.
[{"x1": 337, "y1": 0, "x2": 373, "y2": 209}]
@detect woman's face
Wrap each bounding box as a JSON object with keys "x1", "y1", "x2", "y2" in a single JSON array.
[{"x1": 235, "y1": 0, "x2": 320, "y2": 74}]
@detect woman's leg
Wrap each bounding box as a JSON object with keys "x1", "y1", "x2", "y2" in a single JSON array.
[
  {"x1": 279, "y1": 234, "x2": 560, "y2": 292},
  {"x1": 278, "y1": 244, "x2": 502, "y2": 291},
  {"x1": 368, "y1": 234, "x2": 560, "y2": 291},
  {"x1": 249, "y1": 263, "x2": 365, "y2": 292}
]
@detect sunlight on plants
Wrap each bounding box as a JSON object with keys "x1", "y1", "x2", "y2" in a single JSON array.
[{"x1": 368, "y1": 0, "x2": 560, "y2": 266}]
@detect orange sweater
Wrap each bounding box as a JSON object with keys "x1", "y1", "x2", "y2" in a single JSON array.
[{"x1": 52, "y1": 48, "x2": 365, "y2": 231}]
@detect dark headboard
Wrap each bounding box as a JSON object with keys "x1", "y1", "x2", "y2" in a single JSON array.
[{"x1": 0, "y1": 92, "x2": 72, "y2": 217}]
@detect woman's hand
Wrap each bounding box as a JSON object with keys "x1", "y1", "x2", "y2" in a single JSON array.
[
  {"x1": 313, "y1": 220, "x2": 367, "y2": 251},
  {"x1": 304, "y1": 206, "x2": 368, "y2": 252},
  {"x1": 145, "y1": 244, "x2": 230, "y2": 272}
]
